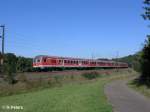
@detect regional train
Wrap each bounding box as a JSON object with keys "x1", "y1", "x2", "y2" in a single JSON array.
[{"x1": 33, "y1": 55, "x2": 128, "y2": 68}]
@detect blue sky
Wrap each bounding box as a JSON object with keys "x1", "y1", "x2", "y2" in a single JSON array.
[{"x1": 0, "y1": 0, "x2": 149, "y2": 58}]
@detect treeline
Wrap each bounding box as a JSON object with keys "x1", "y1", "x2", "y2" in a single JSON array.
[
  {"x1": 0, "y1": 53, "x2": 34, "y2": 84},
  {"x1": 0, "y1": 53, "x2": 33, "y2": 73},
  {"x1": 139, "y1": 0, "x2": 150, "y2": 86},
  {"x1": 16, "y1": 56, "x2": 33, "y2": 72},
  {"x1": 113, "y1": 52, "x2": 141, "y2": 72},
  {"x1": 114, "y1": 0, "x2": 150, "y2": 86}
]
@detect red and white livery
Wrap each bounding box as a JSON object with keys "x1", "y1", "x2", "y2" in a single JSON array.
[{"x1": 33, "y1": 55, "x2": 128, "y2": 68}]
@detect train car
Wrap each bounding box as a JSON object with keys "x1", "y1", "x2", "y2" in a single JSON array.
[{"x1": 33, "y1": 55, "x2": 128, "y2": 68}]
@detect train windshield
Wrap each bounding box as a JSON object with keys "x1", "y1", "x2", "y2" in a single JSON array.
[
  {"x1": 33, "y1": 57, "x2": 41, "y2": 63},
  {"x1": 33, "y1": 58, "x2": 36, "y2": 63}
]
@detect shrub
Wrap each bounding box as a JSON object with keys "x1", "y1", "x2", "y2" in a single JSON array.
[
  {"x1": 140, "y1": 37, "x2": 150, "y2": 85},
  {"x1": 82, "y1": 71, "x2": 99, "y2": 80},
  {"x1": 17, "y1": 74, "x2": 28, "y2": 82},
  {"x1": 3, "y1": 53, "x2": 17, "y2": 84},
  {"x1": 53, "y1": 75, "x2": 63, "y2": 86},
  {"x1": 70, "y1": 75, "x2": 75, "y2": 80}
]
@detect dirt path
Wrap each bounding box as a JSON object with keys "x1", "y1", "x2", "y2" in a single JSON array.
[{"x1": 105, "y1": 80, "x2": 150, "y2": 112}]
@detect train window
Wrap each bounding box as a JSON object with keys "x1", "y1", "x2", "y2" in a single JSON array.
[
  {"x1": 64, "y1": 60, "x2": 67, "y2": 63},
  {"x1": 67, "y1": 60, "x2": 70, "y2": 64},
  {"x1": 92, "y1": 62, "x2": 95, "y2": 64},
  {"x1": 76, "y1": 61, "x2": 78, "y2": 64},
  {"x1": 67, "y1": 60, "x2": 70, "y2": 63},
  {"x1": 43, "y1": 59, "x2": 46, "y2": 62},
  {"x1": 74, "y1": 61, "x2": 76, "y2": 64},
  {"x1": 37, "y1": 59, "x2": 40, "y2": 62},
  {"x1": 59, "y1": 60, "x2": 62, "y2": 63}
]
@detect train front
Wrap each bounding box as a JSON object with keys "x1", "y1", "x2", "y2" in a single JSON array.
[{"x1": 33, "y1": 55, "x2": 44, "y2": 68}]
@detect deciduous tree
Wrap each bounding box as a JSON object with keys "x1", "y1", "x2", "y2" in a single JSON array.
[{"x1": 139, "y1": 0, "x2": 150, "y2": 85}]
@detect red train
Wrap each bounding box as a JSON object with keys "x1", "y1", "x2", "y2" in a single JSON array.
[{"x1": 33, "y1": 55, "x2": 128, "y2": 68}]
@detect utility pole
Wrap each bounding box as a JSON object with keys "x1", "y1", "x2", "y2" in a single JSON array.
[{"x1": 0, "y1": 25, "x2": 5, "y2": 65}]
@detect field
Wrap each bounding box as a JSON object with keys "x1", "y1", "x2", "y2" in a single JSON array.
[{"x1": 0, "y1": 69, "x2": 135, "y2": 112}]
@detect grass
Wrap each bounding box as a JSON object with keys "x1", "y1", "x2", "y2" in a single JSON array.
[
  {"x1": 129, "y1": 81, "x2": 150, "y2": 98},
  {"x1": 128, "y1": 71, "x2": 150, "y2": 98},
  {"x1": 0, "y1": 69, "x2": 135, "y2": 112}
]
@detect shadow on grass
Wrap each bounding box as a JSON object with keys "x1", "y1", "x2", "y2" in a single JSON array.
[{"x1": 130, "y1": 76, "x2": 150, "y2": 88}]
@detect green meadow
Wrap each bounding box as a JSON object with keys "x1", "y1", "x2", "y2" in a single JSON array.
[{"x1": 0, "y1": 70, "x2": 134, "y2": 112}]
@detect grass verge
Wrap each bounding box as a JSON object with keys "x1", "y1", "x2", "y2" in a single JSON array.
[
  {"x1": 0, "y1": 69, "x2": 135, "y2": 112},
  {"x1": 129, "y1": 81, "x2": 150, "y2": 98}
]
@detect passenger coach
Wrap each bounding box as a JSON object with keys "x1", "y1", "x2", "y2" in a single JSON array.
[{"x1": 33, "y1": 55, "x2": 128, "y2": 68}]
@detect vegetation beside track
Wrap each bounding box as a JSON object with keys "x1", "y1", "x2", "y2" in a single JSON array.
[
  {"x1": 0, "y1": 69, "x2": 136, "y2": 112},
  {"x1": 0, "y1": 69, "x2": 132, "y2": 97},
  {"x1": 129, "y1": 80, "x2": 150, "y2": 98}
]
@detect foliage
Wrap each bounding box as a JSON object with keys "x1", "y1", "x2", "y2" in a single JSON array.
[
  {"x1": 140, "y1": 37, "x2": 150, "y2": 85},
  {"x1": 0, "y1": 53, "x2": 34, "y2": 73},
  {"x1": 113, "y1": 52, "x2": 141, "y2": 72},
  {"x1": 53, "y1": 75, "x2": 63, "y2": 86},
  {"x1": 17, "y1": 74, "x2": 28, "y2": 82},
  {"x1": 142, "y1": 0, "x2": 150, "y2": 20},
  {"x1": 82, "y1": 71, "x2": 100, "y2": 80},
  {"x1": 138, "y1": 0, "x2": 150, "y2": 86},
  {"x1": 129, "y1": 79, "x2": 150, "y2": 98},
  {"x1": 16, "y1": 56, "x2": 33, "y2": 72},
  {"x1": 0, "y1": 69, "x2": 133, "y2": 96},
  {"x1": 3, "y1": 53, "x2": 17, "y2": 84}
]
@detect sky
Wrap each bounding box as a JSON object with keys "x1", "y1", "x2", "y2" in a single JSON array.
[{"x1": 0, "y1": 0, "x2": 149, "y2": 59}]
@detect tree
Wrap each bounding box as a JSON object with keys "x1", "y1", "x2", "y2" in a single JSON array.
[
  {"x1": 139, "y1": 0, "x2": 150, "y2": 85},
  {"x1": 112, "y1": 52, "x2": 142, "y2": 72},
  {"x1": 140, "y1": 37, "x2": 150, "y2": 85},
  {"x1": 3, "y1": 53, "x2": 17, "y2": 84},
  {"x1": 16, "y1": 56, "x2": 33, "y2": 72},
  {"x1": 142, "y1": 0, "x2": 150, "y2": 20}
]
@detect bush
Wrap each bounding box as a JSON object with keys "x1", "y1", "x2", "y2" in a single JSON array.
[
  {"x1": 17, "y1": 74, "x2": 28, "y2": 82},
  {"x1": 82, "y1": 71, "x2": 99, "y2": 80},
  {"x1": 53, "y1": 75, "x2": 63, "y2": 86},
  {"x1": 3, "y1": 53, "x2": 17, "y2": 84}
]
